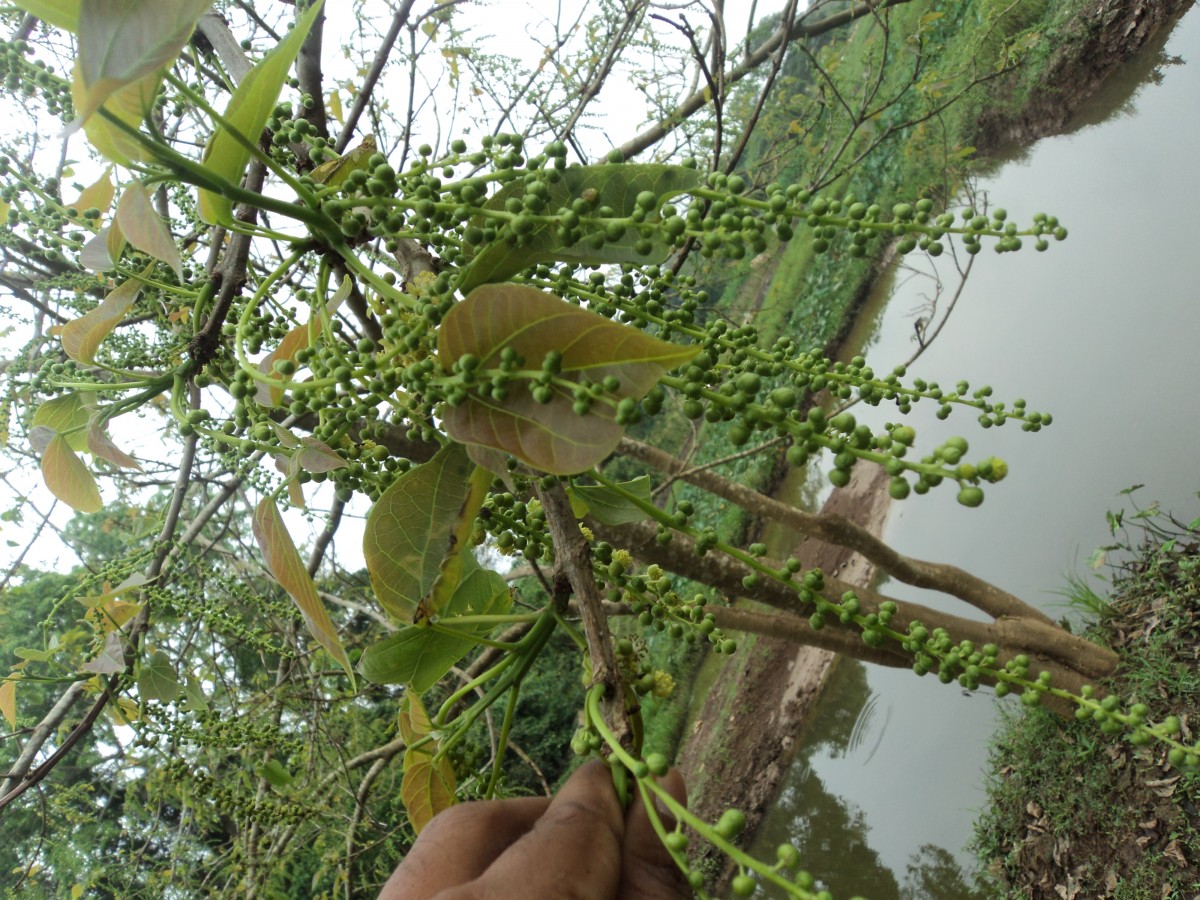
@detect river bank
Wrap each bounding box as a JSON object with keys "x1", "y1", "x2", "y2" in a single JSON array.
[{"x1": 674, "y1": 0, "x2": 1199, "y2": 891}]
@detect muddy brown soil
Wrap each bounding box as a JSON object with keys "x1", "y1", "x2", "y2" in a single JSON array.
[{"x1": 675, "y1": 0, "x2": 1198, "y2": 889}]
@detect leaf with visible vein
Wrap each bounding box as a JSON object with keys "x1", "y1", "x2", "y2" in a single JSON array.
[
  {"x1": 87, "y1": 419, "x2": 142, "y2": 471},
  {"x1": 61, "y1": 278, "x2": 141, "y2": 363},
  {"x1": 416, "y1": 463, "x2": 493, "y2": 622},
  {"x1": 363, "y1": 443, "x2": 476, "y2": 622},
  {"x1": 32, "y1": 393, "x2": 94, "y2": 452},
  {"x1": 252, "y1": 496, "x2": 354, "y2": 683},
  {"x1": 198, "y1": 0, "x2": 324, "y2": 225},
  {"x1": 71, "y1": 66, "x2": 161, "y2": 165},
  {"x1": 399, "y1": 694, "x2": 456, "y2": 834},
  {"x1": 568, "y1": 476, "x2": 654, "y2": 525},
  {"x1": 439, "y1": 284, "x2": 697, "y2": 474},
  {"x1": 115, "y1": 183, "x2": 182, "y2": 278},
  {"x1": 359, "y1": 568, "x2": 511, "y2": 690},
  {"x1": 41, "y1": 433, "x2": 102, "y2": 512},
  {"x1": 74, "y1": 0, "x2": 212, "y2": 126},
  {"x1": 136, "y1": 650, "x2": 180, "y2": 702}
]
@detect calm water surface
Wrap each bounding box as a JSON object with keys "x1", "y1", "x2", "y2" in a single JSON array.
[{"x1": 749, "y1": 8, "x2": 1200, "y2": 896}]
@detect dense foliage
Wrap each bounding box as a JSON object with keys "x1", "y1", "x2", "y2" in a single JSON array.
[{"x1": 0, "y1": 2, "x2": 1195, "y2": 897}]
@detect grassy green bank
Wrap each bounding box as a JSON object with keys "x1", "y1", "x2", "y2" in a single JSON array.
[{"x1": 973, "y1": 513, "x2": 1200, "y2": 898}]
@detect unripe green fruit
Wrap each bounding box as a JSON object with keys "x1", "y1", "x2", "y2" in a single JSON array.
[
  {"x1": 957, "y1": 486, "x2": 984, "y2": 507},
  {"x1": 776, "y1": 844, "x2": 802, "y2": 868},
  {"x1": 828, "y1": 469, "x2": 851, "y2": 488},
  {"x1": 731, "y1": 874, "x2": 756, "y2": 896},
  {"x1": 715, "y1": 809, "x2": 747, "y2": 839},
  {"x1": 645, "y1": 752, "x2": 670, "y2": 776},
  {"x1": 664, "y1": 831, "x2": 688, "y2": 852}
]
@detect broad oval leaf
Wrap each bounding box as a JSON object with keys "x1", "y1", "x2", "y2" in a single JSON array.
[
  {"x1": 399, "y1": 694, "x2": 455, "y2": 834},
  {"x1": 71, "y1": 65, "x2": 161, "y2": 166},
  {"x1": 439, "y1": 284, "x2": 698, "y2": 474},
  {"x1": 61, "y1": 278, "x2": 141, "y2": 363},
  {"x1": 363, "y1": 443, "x2": 477, "y2": 621},
  {"x1": 568, "y1": 475, "x2": 654, "y2": 525},
  {"x1": 74, "y1": 0, "x2": 212, "y2": 126},
  {"x1": 294, "y1": 437, "x2": 348, "y2": 474},
  {"x1": 136, "y1": 649, "x2": 181, "y2": 702},
  {"x1": 458, "y1": 163, "x2": 701, "y2": 292},
  {"x1": 115, "y1": 183, "x2": 182, "y2": 278},
  {"x1": 72, "y1": 166, "x2": 115, "y2": 220},
  {"x1": 359, "y1": 568, "x2": 511, "y2": 691},
  {"x1": 33, "y1": 393, "x2": 95, "y2": 451},
  {"x1": 41, "y1": 433, "x2": 102, "y2": 512},
  {"x1": 252, "y1": 496, "x2": 354, "y2": 683},
  {"x1": 198, "y1": 0, "x2": 324, "y2": 225}
]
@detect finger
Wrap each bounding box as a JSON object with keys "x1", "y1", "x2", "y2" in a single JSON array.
[
  {"x1": 620, "y1": 768, "x2": 691, "y2": 899},
  {"x1": 379, "y1": 795, "x2": 550, "y2": 899},
  {"x1": 465, "y1": 760, "x2": 626, "y2": 900}
]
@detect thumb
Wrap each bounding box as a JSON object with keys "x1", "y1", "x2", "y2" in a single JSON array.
[{"x1": 620, "y1": 768, "x2": 692, "y2": 899}]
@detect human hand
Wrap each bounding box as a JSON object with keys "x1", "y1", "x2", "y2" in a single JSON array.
[{"x1": 379, "y1": 759, "x2": 691, "y2": 899}]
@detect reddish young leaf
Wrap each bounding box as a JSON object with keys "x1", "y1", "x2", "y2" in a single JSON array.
[
  {"x1": 87, "y1": 419, "x2": 143, "y2": 471},
  {"x1": 438, "y1": 284, "x2": 698, "y2": 474},
  {"x1": 61, "y1": 278, "x2": 141, "y2": 363},
  {"x1": 252, "y1": 497, "x2": 354, "y2": 683},
  {"x1": 115, "y1": 183, "x2": 182, "y2": 279}
]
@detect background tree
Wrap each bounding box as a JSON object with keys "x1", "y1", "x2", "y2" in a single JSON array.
[{"x1": 0, "y1": 1, "x2": 1191, "y2": 897}]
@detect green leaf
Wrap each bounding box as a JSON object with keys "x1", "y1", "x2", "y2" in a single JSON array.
[
  {"x1": 293, "y1": 437, "x2": 348, "y2": 474},
  {"x1": 310, "y1": 135, "x2": 377, "y2": 188},
  {"x1": 399, "y1": 694, "x2": 455, "y2": 834},
  {"x1": 74, "y1": 0, "x2": 212, "y2": 126},
  {"x1": 252, "y1": 496, "x2": 355, "y2": 684},
  {"x1": 568, "y1": 475, "x2": 654, "y2": 524},
  {"x1": 359, "y1": 568, "x2": 512, "y2": 690},
  {"x1": 257, "y1": 758, "x2": 293, "y2": 789},
  {"x1": 418, "y1": 463, "x2": 493, "y2": 622},
  {"x1": 363, "y1": 443, "x2": 478, "y2": 622},
  {"x1": 41, "y1": 433, "x2": 103, "y2": 512},
  {"x1": 136, "y1": 649, "x2": 181, "y2": 702},
  {"x1": 114, "y1": 183, "x2": 182, "y2": 279},
  {"x1": 60, "y1": 277, "x2": 141, "y2": 363},
  {"x1": 32, "y1": 393, "x2": 95, "y2": 451},
  {"x1": 458, "y1": 163, "x2": 701, "y2": 292},
  {"x1": 13, "y1": 0, "x2": 80, "y2": 32},
  {"x1": 439, "y1": 284, "x2": 698, "y2": 474},
  {"x1": 198, "y1": 0, "x2": 324, "y2": 225}
]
